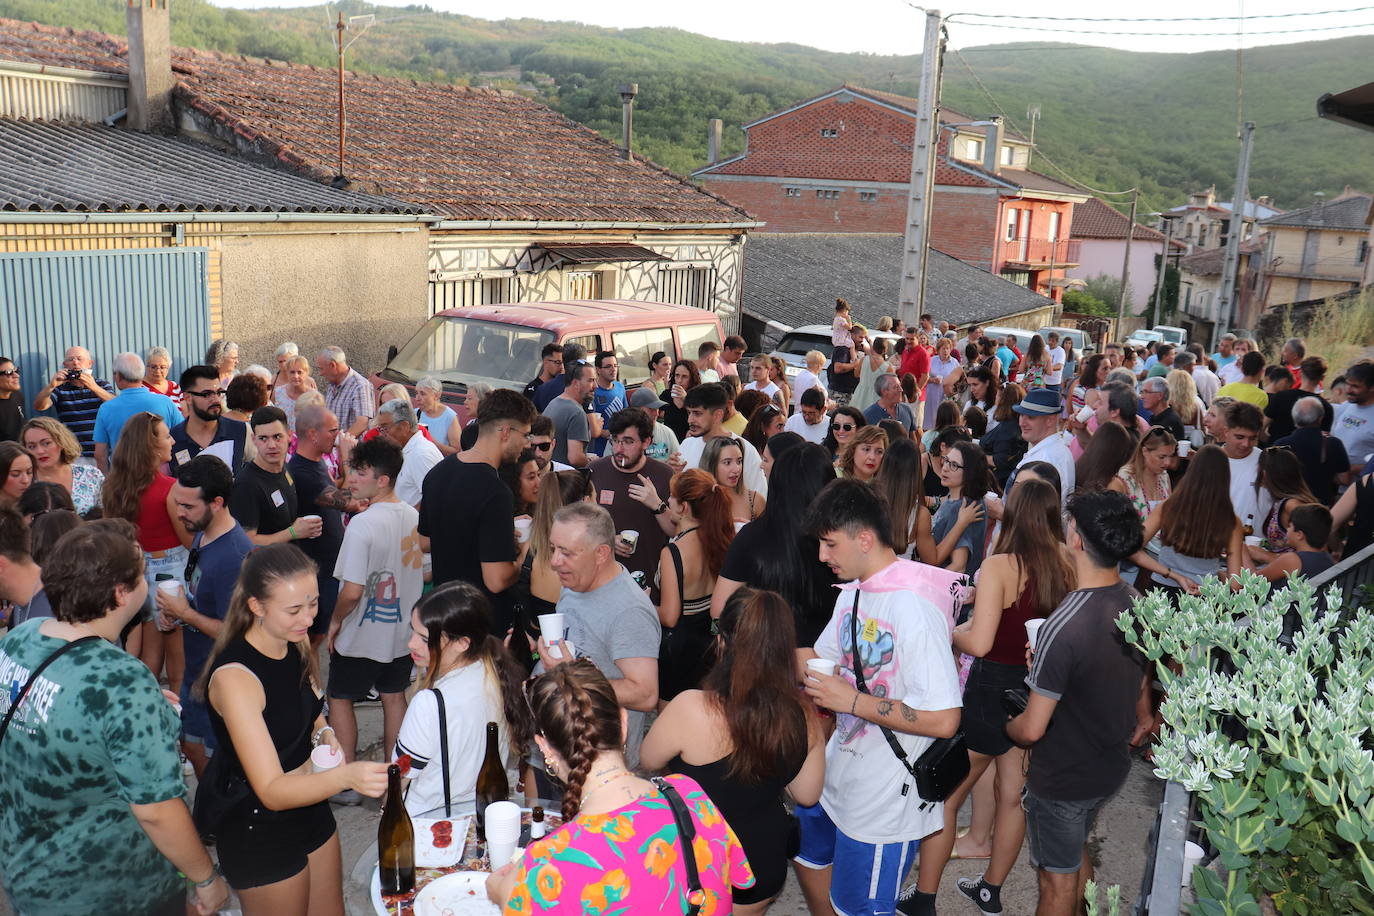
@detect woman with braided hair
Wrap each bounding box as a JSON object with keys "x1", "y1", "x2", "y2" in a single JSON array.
[{"x1": 487, "y1": 659, "x2": 755, "y2": 912}]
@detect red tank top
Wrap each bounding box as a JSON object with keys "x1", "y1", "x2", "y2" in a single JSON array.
[
  {"x1": 136, "y1": 473, "x2": 181, "y2": 551},
  {"x1": 987, "y1": 573, "x2": 1041, "y2": 667}
]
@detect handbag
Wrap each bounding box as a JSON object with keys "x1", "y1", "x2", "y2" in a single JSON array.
[
  {"x1": 0, "y1": 636, "x2": 99, "y2": 746},
  {"x1": 431, "y1": 687, "x2": 452, "y2": 818},
  {"x1": 191, "y1": 744, "x2": 251, "y2": 844},
  {"x1": 848, "y1": 591, "x2": 969, "y2": 807}
]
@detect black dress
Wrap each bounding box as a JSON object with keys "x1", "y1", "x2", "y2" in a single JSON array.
[
  {"x1": 669, "y1": 750, "x2": 804, "y2": 906},
  {"x1": 206, "y1": 636, "x2": 335, "y2": 889}
]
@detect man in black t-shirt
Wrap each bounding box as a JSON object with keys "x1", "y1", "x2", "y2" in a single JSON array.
[
  {"x1": 229, "y1": 406, "x2": 323, "y2": 547},
  {"x1": 1264, "y1": 355, "x2": 1333, "y2": 445},
  {"x1": 829, "y1": 326, "x2": 865, "y2": 407},
  {"x1": 522, "y1": 343, "x2": 564, "y2": 402},
  {"x1": 1005, "y1": 490, "x2": 1149, "y2": 916},
  {"x1": 289, "y1": 404, "x2": 358, "y2": 643},
  {"x1": 419, "y1": 389, "x2": 536, "y2": 635},
  {"x1": 0, "y1": 357, "x2": 23, "y2": 443}
]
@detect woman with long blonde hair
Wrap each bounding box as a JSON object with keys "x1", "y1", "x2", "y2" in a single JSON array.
[
  {"x1": 102, "y1": 412, "x2": 192, "y2": 680},
  {"x1": 1165, "y1": 368, "x2": 1204, "y2": 433},
  {"x1": 21, "y1": 417, "x2": 103, "y2": 516},
  {"x1": 195, "y1": 544, "x2": 388, "y2": 913}
]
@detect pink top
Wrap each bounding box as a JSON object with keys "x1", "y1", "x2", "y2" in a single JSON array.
[{"x1": 502, "y1": 774, "x2": 754, "y2": 915}]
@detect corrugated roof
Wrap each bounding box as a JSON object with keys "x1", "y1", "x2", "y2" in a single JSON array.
[
  {"x1": 1259, "y1": 193, "x2": 1372, "y2": 230},
  {"x1": 0, "y1": 17, "x2": 754, "y2": 226},
  {"x1": 0, "y1": 118, "x2": 420, "y2": 214},
  {"x1": 742, "y1": 233, "x2": 1054, "y2": 329}
]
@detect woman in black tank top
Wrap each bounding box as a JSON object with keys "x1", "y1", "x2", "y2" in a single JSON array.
[
  {"x1": 640, "y1": 588, "x2": 826, "y2": 914},
  {"x1": 194, "y1": 544, "x2": 391, "y2": 913}
]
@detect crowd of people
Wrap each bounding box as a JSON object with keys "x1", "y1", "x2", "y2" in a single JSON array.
[{"x1": 0, "y1": 318, "x2": 1370, "y2": 916}]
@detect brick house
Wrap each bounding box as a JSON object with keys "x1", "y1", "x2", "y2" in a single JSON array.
[
  {"x1": 0, "y1": 8, "x2": 758, "y2": 381},
  {"x1": 693, "y1": 85, "x2": 1088, "y2": 301}
]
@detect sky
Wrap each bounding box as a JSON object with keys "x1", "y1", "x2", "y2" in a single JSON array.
[{"x1": 211, "y1": 0, "x2": 1374, "y2": 55}]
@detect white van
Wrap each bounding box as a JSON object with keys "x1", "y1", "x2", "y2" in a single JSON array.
[{"x1": 1152, "y1": 325, "x2": 1188, "y2": 347}]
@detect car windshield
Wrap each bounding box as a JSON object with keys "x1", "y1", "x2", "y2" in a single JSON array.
[
  {"x1": 386, "y1": 316, "x2": 556, "y2": 386},
  {"x1": 775, "y1": 333, "x2": 831, "y2": 357},
  {"x1": 1155, "y1": 328, "x2": 1186, "y2": 344}
]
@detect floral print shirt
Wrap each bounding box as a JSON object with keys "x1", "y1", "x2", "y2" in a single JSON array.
[
  {"x1": 70, "y1": 462, "x2": 104, "y2": 517},
  {"x1": 503, "y1": 774, "x2": 754, "y2": 915}
]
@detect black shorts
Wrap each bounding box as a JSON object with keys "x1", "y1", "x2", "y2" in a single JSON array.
[
  {"x1": 216, "y1": 800, "x2": 336, "y2": 889},
  {"x1": 961, "y1": 657, "x2": 1029, "y2": 757},
  {"x1": 327, "y1": 651, "x2": 413, "y2": 700},
  {"x1": 308, "y1": 574, "x2": 341, "y2": 636}
]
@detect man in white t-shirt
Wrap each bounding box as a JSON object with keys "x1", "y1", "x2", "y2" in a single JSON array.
[
  {"x1": 1219, "y1": 401, "x2": 1272, "y2": 533},
  {"x1": 1216, "y1": 338, "x2": 1253, "y2": 385},
  {"x1": 785, "y1": 388, "x2": 829, "y2": 444},
  {"x1": 326, "y1": 437, "x2": 423, "y2": 802},
  {"x1": 792, "y1": 350, "x2": 828, "y2": 411},
  {"x1": 799, "y1": 479, "x2": 962, "y2": 916},
  {"x1": 1333, "y1": 361, "x2": 1374, "y2": 474},
  {"x1": 1045, "y1": 331, "x2": 1066, "y2": 392},
  {"x1": 743, "y1": 354, "x2": 784, "y2": 407},
  {"x1": 376, "y1": 398, "x2": 444, "y2": 507},
  {"x1": 672, "y1": 382, "x2": 767, "y2": 495}
]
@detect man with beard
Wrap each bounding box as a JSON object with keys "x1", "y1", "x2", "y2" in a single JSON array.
[
  {"x1": 229, "y1": 406, "x2": 323, "y2": 546},
  {"x1": 419, "y1": 388, "x2": 535, "y2": 635},
  {"x1": 587, "y1": 407, "x2": 675, "y2": 584},
  {"x1": 155, "y1": 454, "x2": 253, "y2": 777},
  {"x1": 169, "y1": 365, "x2": 247, "y2": 475},
  {"x1": 674, "y1": 382, "x2": 767, "y2": 495}
]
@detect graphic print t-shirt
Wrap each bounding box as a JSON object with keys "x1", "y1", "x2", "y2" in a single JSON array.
[
  {"x1": 333, "y1": 500, "x2": 424, "y2": 663},
  {"x1": 812, "y1": 560, "x2": 963, "y2": 844}
]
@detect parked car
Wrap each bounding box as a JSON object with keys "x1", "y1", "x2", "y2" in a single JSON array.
[
  {"x1": 982, "y1": 325, "x2": 1038, "y2": 355},
  {"x1": 1125, "y1": 328, "x2": 1164, "y2": 349},
  {"x1": 1151, "y1": 325, "x2": 1188, "y2": 347},
  {"x1": 371, "y1": 300, "x2": 724, "y2": 422},
  {"x1": 1036, "y1": 325, "x2": 1095, "y2": 355},
  {"x1": 769, "y1": 324, "x2": 901, "y2": 382}
]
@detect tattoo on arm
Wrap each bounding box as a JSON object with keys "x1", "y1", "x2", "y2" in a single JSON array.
[
  {"x1": 876, "y1": 698, "x2": 894, "y2": 717},
  {"x1": 901, "y1": 704, "x2": 917, "y2": 723},
  {"x1": 318, "y1": 486, "x2": 352, "y2": 511}
]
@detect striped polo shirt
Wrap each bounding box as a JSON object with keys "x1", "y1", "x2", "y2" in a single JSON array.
[{"x1": 51, "y1": 376, "x2": 114, "y2": 456}]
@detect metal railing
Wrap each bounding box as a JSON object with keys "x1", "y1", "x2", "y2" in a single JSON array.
[
  {"x1": 1000, "y1": 236, "x2": 1082, "y2": 267},
  {"x1": 1137, "y1": 542, "x2": 1374, "y2": 915}
]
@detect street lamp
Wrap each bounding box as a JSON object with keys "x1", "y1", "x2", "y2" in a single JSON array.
[{"x1": 1148, "y1": 212, "x2": 1180, "y2": 327}]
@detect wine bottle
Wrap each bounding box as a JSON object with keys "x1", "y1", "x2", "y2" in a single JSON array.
[
  {"x1": 474, "y1": 721, "x2": 509, "y2": 843},
  {"x1": 378, "y1": 764, "x2": 415, "y2": 895}
]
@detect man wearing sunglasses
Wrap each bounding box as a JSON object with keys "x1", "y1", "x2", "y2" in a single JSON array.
[
  {"x1": 0, "y1": 357, "x2": 23, "y2": 443},
  {"x1": 169, "y1": 365, "x2": 247, "y2": 476}
]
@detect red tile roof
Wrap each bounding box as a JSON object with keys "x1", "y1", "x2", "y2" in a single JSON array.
[
  {"x1": 839, "y1": 85, "x2": 1030, "y2": 141},
  {"x1": 1071, "y1": 197, "x2": 1167, "y2": 241},
  {"x1": 0, "y1": 18, "x2": 754, "y2": 225}
]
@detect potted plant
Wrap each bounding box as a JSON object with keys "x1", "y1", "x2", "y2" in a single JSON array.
[{"x1": 1117, "y1": 572, "x2": 1374, "y2": 915}]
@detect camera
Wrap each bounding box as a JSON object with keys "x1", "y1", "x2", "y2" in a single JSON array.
[{"x1": 65, "y1": 369, "x2": 82, "y2": 381}]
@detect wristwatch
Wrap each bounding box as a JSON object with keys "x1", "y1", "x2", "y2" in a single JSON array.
[{"x1": 652, "y1": 500, "x2": 669, "y2": 515}]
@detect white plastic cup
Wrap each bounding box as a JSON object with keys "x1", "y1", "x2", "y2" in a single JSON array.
[
  {"x1": 485, "y1": 801, "x2": 522, "y2": 844},
  {"x1": 1025, "y1": 618, "x2": 1047, "y2": 652},
  {"x1": 155, "y1": 579, "x2": 184, "y2": 598},
  {"x1": 302, "y1": 514, "x2": 321, "y2": 524},
  {"x1": 1177, "y1": 440, "x2": 1191, "y2": 458},
  {"x1": 1182, "y1": 841, "x2": 1205, "y2": 887},
  {"x1": 619, "y1": 529, "x2": 640, "y2": 550},
  {"x1": 154, "y1": 579, "x2": 183, "y2": 632},
  {"x1": 538, "y1": 613, "x2": 566, "y2": 645},
  {"x1": 805, "y1": 658, "x2": 838, "y2": 678},
  {"x1": 514, "y1": 517, "x2": 533, "y2": 543},
  {"x1": 311, "y1": 745, "x2": 343, "y2": 772},
  {"x1": 1075, "y1": 405, "x2": 1094, "y2": 424},
  {"x1": 1244, "y1": 535, "x2": 1262, "y2": 549}
]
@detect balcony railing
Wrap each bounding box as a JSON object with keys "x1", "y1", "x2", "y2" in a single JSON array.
[{"x1": 1000, "y1": 236, "x2": 1082, "y2": 268}]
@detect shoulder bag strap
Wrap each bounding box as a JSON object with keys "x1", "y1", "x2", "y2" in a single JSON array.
[
  {"x1": 668, "y1": 542, "x2": 686, "y2": 608},
  {"x1": 652, "y1": 777, "x2": 704, "y2": 916},
  {"x1": 0, "y1": 635, "x2": 100, "y2": 748},
  {"x1": 849, "y1": 591, "x2": 919, "y2": 780},
  {"x1": 430, "y1": 688, "x2": 451, "y2": 818}
]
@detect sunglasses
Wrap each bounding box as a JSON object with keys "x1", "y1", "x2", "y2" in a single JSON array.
[
  {"x1": 0, "y1": 368, "x2": 19, "y2": 377},
  {"x1": 530, "y1": 441, "x2": 553, "y2": 452},
  {"x1": 184, "y1": 545, "x2": 202, "y2": 583},
  {"x1": 831, "y1": 423, "x2": 855, "y2": 432}
]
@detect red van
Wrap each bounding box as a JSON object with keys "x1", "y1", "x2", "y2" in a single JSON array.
[{"x1": 371, "y1": 300, "x2": 724, "y2": 421}]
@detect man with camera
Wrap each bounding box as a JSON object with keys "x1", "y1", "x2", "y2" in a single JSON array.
[
  {"x1": 1006, "y1": 489, "x2": 1151, "y2": 916},
  {"x1": 32, "y1": 345, "x2": 114, "y2": 460}
]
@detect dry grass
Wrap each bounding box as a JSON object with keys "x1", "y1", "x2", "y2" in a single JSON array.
[{"x1": 1268, "y1": 291, "x2": 1374, "y2": 372}]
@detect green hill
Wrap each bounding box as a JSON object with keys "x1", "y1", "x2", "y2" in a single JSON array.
[{"x1": 4, "y1": 0, "x2": 1372, "y2": 212}]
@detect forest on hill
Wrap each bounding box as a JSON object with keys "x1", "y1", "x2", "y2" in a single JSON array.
[{"x1": 4, "y1": 0, "x2": 1374, "y2": 214}]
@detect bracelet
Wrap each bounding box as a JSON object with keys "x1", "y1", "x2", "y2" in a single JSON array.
[
  {"x1": 850, "y1": 694, "x2": 860, "y2": 716},
  {"x1": 312, "y1": 725, "x2": 334, "y2": 748},
  {"x1": 189, "y1": 863, "x2": 221, "y2": 889},
  {"x1": 288, "y1": 525, "x2": 297, "y2": 540}
]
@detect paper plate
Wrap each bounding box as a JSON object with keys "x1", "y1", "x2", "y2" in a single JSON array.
[
  {"x1": 414, "y1": 816, "x2": 469, "y2": 868},
  {"x1": 413, "y1": 871, "x2": 500, "y2": 916}
]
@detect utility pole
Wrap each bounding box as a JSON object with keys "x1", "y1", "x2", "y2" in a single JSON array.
[
  {"x1": 335, "y1": 11, "x2": 346, "y2": 180},
  {"x1": 1116, "y1": 189, "x2": 1139, "y2": 342},
  {"x1": 897, "y1": 9, "x2": 945, "y2": 328},
  {"x1": 1149, "y1": 215, "x2": 1177, "y2": 327},
  {"x1": 1216, "y1": 121, "x2": 1255, "y2": 350}
]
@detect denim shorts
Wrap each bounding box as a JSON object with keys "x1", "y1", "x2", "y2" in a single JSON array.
[
  {"x1": 1023, "y1": 788, "x2": 1109, "y2": 873},
  {"x1": 143, "y1": 546, "x2": 190, "y2": 623},
  {"x1": 794, "y1": 802, "x2": 921, "y2": 916}
]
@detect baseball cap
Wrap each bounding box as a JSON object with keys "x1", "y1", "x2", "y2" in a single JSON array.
[
  {"x1": 1011, "y1": 388, "x2": 1062, "y2": 416},
  {"x1": 629, "y1": 387, "x2": 667, "y2": 409}
]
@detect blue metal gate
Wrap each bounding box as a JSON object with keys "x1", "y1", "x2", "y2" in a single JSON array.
[{"x1": 0, "y1": 248, "x2": 211, "y2": 403}]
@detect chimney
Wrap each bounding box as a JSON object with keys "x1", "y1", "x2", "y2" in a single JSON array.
[
  {"x1": 982, "y1": 116, "x2": 1004, "y2": 175},
  {"x1": 618, "y1": 83, "x2": 638, "y2": 160},
  {"x1": 707, "y1": 118, "x2": 722, "y2": 165},
  {"x1": 126, "y1": 0, "x2": 174, "y2": 132}
]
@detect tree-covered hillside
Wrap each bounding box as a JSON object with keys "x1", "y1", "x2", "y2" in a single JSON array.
[{"x1": 4, "y1": 0, "x2": 1372, "y2": 212}]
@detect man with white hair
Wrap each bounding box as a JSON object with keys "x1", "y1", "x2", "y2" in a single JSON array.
[
  {"x1": 1140, "y1": 377, "x2": 1185, "y2": 441},
  {"x1": 1275, "y1": 396, "x2": 1350, "y2": 506},
  {"x1": 375, "y1": 398, "x2": 444, "y2": 507},
  {"x1": 315, "y1": 345, "x2": 374, "y2": 436},
  {"x1": 32, "y1": 345, "x2": 114, "y2": 459},
  {"x1": 92, "y1": 352, "x2": 182, "y2": 470}
]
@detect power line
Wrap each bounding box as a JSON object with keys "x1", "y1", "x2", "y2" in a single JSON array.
[
  {"x1": 948, "y1": 19, "x2": 1374, "y2": 37},
  {"x1": 948, "y1": 5, "x2": 1374, "y2": 23}
]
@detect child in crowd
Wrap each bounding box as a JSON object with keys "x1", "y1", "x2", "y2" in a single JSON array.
[{"x1": 832, "y1": 298, "x2": 854, "y2": 350}]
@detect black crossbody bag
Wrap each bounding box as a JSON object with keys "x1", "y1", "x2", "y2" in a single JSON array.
[{"x1": 848, "y1": 591, "x2": 968, "y2": 808}]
